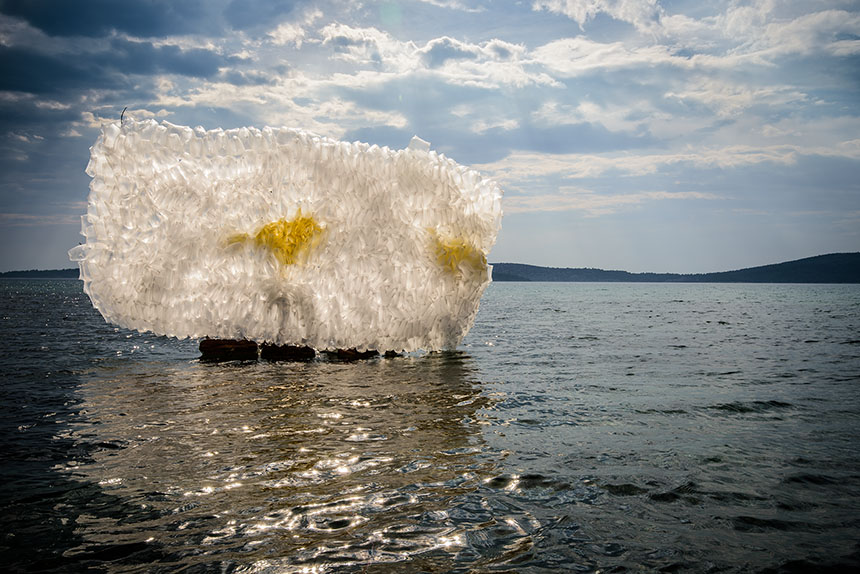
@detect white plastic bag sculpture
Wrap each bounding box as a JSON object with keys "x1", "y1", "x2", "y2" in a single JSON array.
[{"x1": 69, "y1": 119, "x2": 503, "y2": 352}]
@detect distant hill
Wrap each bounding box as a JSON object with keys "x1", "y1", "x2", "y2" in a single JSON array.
[
  {"x1": 3, "y1": 253, "x2": 859, "y2": 282},
  {"x1": 0, "y1": 268, "x2": 79, "y2": 279},
  {"x1": 491, "y1": 253, "x2": 860, "y2": 283}
]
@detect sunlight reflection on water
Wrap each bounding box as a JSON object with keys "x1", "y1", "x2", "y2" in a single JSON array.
[{"x1": 65, "y1": 353, "x2": 519, "y2": 571}]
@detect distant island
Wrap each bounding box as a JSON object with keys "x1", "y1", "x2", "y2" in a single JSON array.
[
  {"x1": 2, "y1": 252, "x2": 859, "y2": 283},
  {"x1": 491, "y1": 253, "x2": 860, "y2": 283},
  {"x1": 0, "y1": 268, "x2": 80, "y2": 279}
]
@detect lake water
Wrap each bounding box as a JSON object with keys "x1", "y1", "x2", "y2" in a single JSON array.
[{"x1": 2, "y1": 279, "x2": 859, "y2": 573}]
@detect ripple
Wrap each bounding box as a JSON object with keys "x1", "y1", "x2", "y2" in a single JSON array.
[
  {"x1": 731, "y1": 515, "x2": 817, "y2": 532},
  {"x1": 6, "y1": 280, "x2": 860, "y2": 573},
  {"x1": 707, "y1": 400, "x2": 795, "y2": 414}
]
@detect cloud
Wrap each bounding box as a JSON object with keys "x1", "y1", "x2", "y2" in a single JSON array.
[
  {"x1": 414, "y1": 36, "x2": 548, "y2": 88},
  {"x1": 532, "y1": 0, "x2": 661, "y2": 31},
  {"x1": 753, "y1": 9, "x2": 860, "y2": 58},
  {"x1": 416, "y1": 0, "x2": 485, "y2": 13},
  {"x1": 223, "y1": 0, "x2": 303, "y2": 32},
  {"x1": 268, "y1": 8, "x2": 321, "y2": 48},
  {"x1": 0, "y1": 0, "x2": 858, "y2": 272},
  {"x1": 320, "y1": 22, "x2": 416, "y2": 69},
  {"x1": 0, "y1": 212, "x2": 80, "y2": 225},
  {"x1": 315, "y1": 24, "x2": 549, "y2": 90},
  {"x1": 421, "y1": 36, "x2": 481, "y2": 68},
  {"x1": 0, "y1": 45, "x2": 117, "y2": 94},
  {"x1": 102, "y1": 37, "x2": 229, "y2": 78},
  {"x1": 504, "y1": 188, "x2": 722, "y2": 215},
  {"x1": 472, "y1": 118, "x2": 519, "y2": 134},
  {"x1": 532, "y1": 99, "x2": 663, "y2": 135},
  {"x1": 0, "y1": 36, "x2": 232, "y2": 98},
  {"x1": 664, "y1": 78, "x2": 809, "y2": 118},
  {"x1": 1, "y1": 0, "x2": 222, "y2": 38},
  {"x1": 1, "y1": 0, "x2": 320, "y2": 43},
  {"x1": 532, "y1": 2, "x2": 860, "y2": 71},
  {"x1": 532, "y1": 36, "x2": 678, "y2": 76},
  {"x1": 475, "y1": 144, "x2": 825, "y2": 186}
]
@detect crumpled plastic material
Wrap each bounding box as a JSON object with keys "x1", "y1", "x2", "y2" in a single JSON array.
[{"x1": 69, "y1": 119, "x2": 503, "y2": 352}]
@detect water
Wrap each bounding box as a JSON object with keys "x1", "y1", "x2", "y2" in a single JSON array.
[{"x1": 2, "y1": 279, "x2": 860, "y2": 573}]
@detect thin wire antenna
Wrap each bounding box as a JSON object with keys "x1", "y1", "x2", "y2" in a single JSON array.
[{"x1": 121, "y1": 106, "x2": 127, "y2": 125}]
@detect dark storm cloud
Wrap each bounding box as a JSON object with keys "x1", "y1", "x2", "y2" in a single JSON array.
[
  {"x1": 0, "y1": 45, "x2": 123, "y2": 94},
  {"x1": 1, "y1": 0, "x2": 306, "y2": 38},
  {"x1": 0, "y1": 0, "x2": 219, "y2": 37},
  {"x1": 0, "y1": 95, "x2": 82, "y2": 135},
  {"x1": 223, "y1": 0, "x2": 301, "y2": 31},
  {"x1": 0, "y1": 39, "x2": 229, "y2": 95},
  {"x1": 101, "y1": 38, "x2": 228, "y2": 78}
]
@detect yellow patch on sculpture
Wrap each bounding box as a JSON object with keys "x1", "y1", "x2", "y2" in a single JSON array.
[
  {"x1": 431, "y1": 231, "x2": 487, "y2": 275},
  {"x1": 230, "y1": 210, "x2": 323, "y2": 265}
]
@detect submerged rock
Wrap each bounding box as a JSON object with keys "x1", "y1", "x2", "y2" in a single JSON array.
[
  {"x1": 199, "y1": 338, "x2": 259, "y2": 361},
  {"x1": 260, "y1": 343, "x2": 315, "y2": 361},
  {"x1": 333, "y1": 348, "x2": 380, "y2": 361}
]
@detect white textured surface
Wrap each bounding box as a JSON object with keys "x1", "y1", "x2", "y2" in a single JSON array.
[{"x1": 70, "y1": 120, "x2": 502, "y2": 351}]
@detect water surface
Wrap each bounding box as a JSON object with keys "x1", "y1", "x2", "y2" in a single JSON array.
[{"x1": 2, "y1": 280, "x2": 859, "y2": 572}]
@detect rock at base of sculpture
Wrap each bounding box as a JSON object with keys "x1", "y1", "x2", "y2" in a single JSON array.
[
  {"x1": 332, "y1": 348, "x2": 380, "y2": 361},
  {"x1": 199, "y1": 338, "x2": 259, "y2": 361},
  {"x1": 260, "y1": 343, "x2": 316, "y2": 361}
]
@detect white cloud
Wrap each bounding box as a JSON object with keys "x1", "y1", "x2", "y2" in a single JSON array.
[
  {"x1": 532, "y1": 36, "x2": 678, "y2": 76},
  {"x1": 34, "y1": 99, "x2": 71, "y2": 110},
  {"x1": 476, "y1": 144, "x2": 829, "y2": 187},
  {"x1": 416, "y1": 0, "x2": 485, "y2": 13},
  {"x1": 665, "y1": 78, "x2": 808, "y2": 118},
  {"x1": 532, "y1": 99, "x2": 664, "y2": 134},
  {"x1": 532, "y1": 0, "x2": 662, "y2": 33},
  {"x1": 320, "y1": 23, "x2": 417, "y2": 70},
  {"x1": 418, "y1": 37, "x2": 554, "y2": 88},
  {"x1": 268, "y1": 9, "x2": 323, "y2": 48},
  {"x1": 150, "y1": 71, "x2": 409, "y2": 139},
  {"x1": 753, "y1": 9, "x2": 860, "y2": 58},
  {"x1": 472, "y1": 118, "x2": 519, "y2": 134},
  {"x1": 829, "y1": 39, "x2": 860, "y2": 56},
  {"x1": 532, "y1": 3, "x2": 860, "y2": 73},
  {"x1": 504, "y1": 188, "x2": 721, "y2": 215},
  {"x1": 268, "y1": 22, "x2": 307, "y2": 48},
  {"x1": 314, "y1": 25, "x2": 552, "y2": 89}
]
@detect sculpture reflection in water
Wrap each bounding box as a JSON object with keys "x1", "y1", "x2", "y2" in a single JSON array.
[{"x1": 64, "y1": 353, "x2": 536, "y2": 571}]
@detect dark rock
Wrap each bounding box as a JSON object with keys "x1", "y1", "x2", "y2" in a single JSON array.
[
  {"x1": 199, "y1": 338, "x2": 259, "y2": 361},
  {"x1": 260, "y1": 343, "x2": 315, "y2": 361},
  {"x1": 335, "y1": 348, "x2": 379, "y2": 361}
]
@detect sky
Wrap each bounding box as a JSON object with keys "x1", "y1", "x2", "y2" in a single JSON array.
[{"x1": 1, "y1": 0, "x2": 859, "y2": 273}]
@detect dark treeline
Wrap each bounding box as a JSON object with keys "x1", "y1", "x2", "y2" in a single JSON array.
[
  {"x1": 3, "y1": 253, "x2": 859, "y2": 283},
  {"x1": 491, "y1": 253, "x2": 860, "y2": 283},
  {"x1": 0, "y1": 268, "x2": 79, "y2": 279}
]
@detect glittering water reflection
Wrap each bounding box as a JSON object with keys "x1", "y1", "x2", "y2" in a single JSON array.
[
  {"x1": 10, "y1": 281, "x2": 859, "y2": 572},
  {"x1": 67, "y1": 353, "x2": 515, "y2": 571}
]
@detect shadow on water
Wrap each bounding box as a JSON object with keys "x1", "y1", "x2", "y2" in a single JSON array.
[
  {"x1": 0, "y1": 280, "x2": 175, "y2": 572},
  {"x1": 55, "y1": 351, "x2": 512, "y2": 572}
]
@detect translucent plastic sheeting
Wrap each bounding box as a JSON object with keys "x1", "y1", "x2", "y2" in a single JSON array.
[{"x1": 70, "y1": 120, "x2": 503, "y2": 352}]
